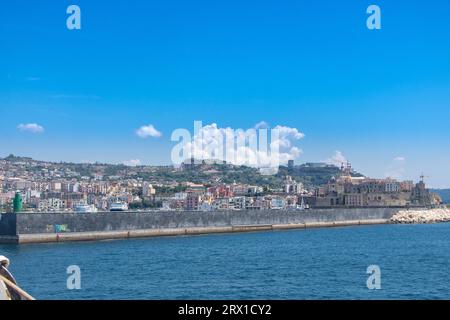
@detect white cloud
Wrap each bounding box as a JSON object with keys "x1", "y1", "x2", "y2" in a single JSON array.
[
  {"x1": 136, "y1": 124, "x2": 162, "y2": 138},
  {"x1": 325, "y1": 151, "x2": 347, "y2": 167},
  {"x1": 273, "y1": 125, "x2": 305, "y2": 140},
  {"x1": 290, "y1": 146, "x2": 302, "y2": 158},
  {"x1": 26, "y1": 76, "x2": 40, "y2": 81},
  {"x1": 385, "y1": 156, "x2": 406, "y2": 179},
  {"x1": 17, "y1": 123, "x2": 44, "y2": 134},
  {"x1": 254, "y1": 121, "x2": 269, "y2": 129},
  {"x1": 178, "y1": 122, "x2": 304, "y2": 169},
  {"x1": 270, "y1": 125, "x2": 305, "y2": 149},
  {"x1": 123, "y1": 159, "x2": 142, "y2": 166}
]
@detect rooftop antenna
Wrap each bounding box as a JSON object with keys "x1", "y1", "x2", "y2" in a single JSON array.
[{"x1": 420, "y1": 173, "x2": 430, "y2": 183}]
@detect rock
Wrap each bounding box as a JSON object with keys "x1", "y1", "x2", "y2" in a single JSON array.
[{"x1": 391, "y1": 208, "x2": 450, "y2": 224}]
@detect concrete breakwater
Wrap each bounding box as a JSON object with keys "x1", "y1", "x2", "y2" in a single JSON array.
[
  {"x1": 391, "y1": 208, "x2": 450, "y2": 224},
  {"x1": 0, "y1": 207, "x2": 401, "y2": 244}
]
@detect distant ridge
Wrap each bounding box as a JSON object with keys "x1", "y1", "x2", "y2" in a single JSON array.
[{"x1": 1, "y1": 154, "x2": 364, "y2": 188}]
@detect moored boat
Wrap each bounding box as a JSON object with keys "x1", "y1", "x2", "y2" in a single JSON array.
[
  {"x1": 74, "y1": 203, "x2": 98, "y2": 213},
  {"x1": 109, "y1": 201, "x2": 128, "y2": 212}
]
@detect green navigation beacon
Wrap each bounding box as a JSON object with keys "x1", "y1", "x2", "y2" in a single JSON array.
[{"x1": 13, "y1": 192, "x2": 23, "y2": 213}]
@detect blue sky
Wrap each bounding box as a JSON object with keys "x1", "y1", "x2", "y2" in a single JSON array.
[{"x1": 1, "y1": 1, "x2": 450, "y2": 187}]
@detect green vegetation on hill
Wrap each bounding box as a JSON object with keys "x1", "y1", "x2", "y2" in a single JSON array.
[
  {"x1": 2, "y1": 155, "x2": 364, "y2": 188},
  {"x1": 137, "y1": 164, "x2": 283, "y2": 187},
  {"x1": 276, "y1": 164, "x2": 364, "y2": 187},
  {"x1": 4, "y1": 154, "x2": 33, "y2": 162}
]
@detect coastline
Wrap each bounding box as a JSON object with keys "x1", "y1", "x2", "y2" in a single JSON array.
[{"x1": 8, "y1": 207, "x2": 447, "y2": 245}]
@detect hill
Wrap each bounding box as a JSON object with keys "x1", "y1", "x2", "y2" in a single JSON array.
[
  {"x1": 1, "y1": 154, "x2": 363, "y2": 188},
  {"x1": 277, "y1": 163, "x2": 364, "y2": 187}
]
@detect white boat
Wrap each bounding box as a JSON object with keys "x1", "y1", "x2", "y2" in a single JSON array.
[
  {"x1": 1, "y1": 256, "x2": 34, "y2": 300},
  {"x1": 74, "y1": 204, "x2": 98, "y2": 213},
  {"x1": 109, "y1": 202, "x2": 128, "y2": 212}
]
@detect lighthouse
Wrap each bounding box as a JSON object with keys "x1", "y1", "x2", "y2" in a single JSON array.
[{"x1": 13, "y1": 192, "x2": 23, "y2": 213}]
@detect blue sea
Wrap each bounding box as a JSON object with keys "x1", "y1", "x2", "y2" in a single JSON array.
[{"x1": 1, "y1": 223, "x2": 449, "y2": 300}]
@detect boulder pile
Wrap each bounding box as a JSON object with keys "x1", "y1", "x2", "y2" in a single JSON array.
[{"x1": 391, "y1": 208, "x2": 450, "y2": 224}]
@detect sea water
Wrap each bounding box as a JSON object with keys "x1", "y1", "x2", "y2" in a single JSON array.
[{"x1": 1, "y1": 223, "x2": 449, "y2": 300}]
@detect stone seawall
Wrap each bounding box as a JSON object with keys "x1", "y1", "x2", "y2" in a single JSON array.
[{"x1": 0, "y1": 207, "x2": 401, "y2": 244}]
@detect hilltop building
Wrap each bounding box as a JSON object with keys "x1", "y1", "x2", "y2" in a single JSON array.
[{"x1": 312, "y1": 168, "x2": 436, "y2": 207}]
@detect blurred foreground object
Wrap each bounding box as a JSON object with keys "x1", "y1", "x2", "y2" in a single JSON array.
[{"x1": 0, "y1": 255, "x2": 35, "y2": 300}]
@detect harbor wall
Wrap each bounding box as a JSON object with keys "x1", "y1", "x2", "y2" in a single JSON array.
[
  {"x1": 0, "y1": 207, "x2": 401, "y2": 244},
  {"x1": 0, "y1": 213, "x2": 16, "y2": 236}
]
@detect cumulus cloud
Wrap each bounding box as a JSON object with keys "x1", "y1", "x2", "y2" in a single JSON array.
[
  {"x1": 270, "y1": 125, "x2": 305, "y2": 149},
  {"x1": 325, "y1": 151, "x2": 347, "y2": 167},
  {"x1": 290, "y1": 146, "x2": 302, "y2": 158},
  {"x1": 123, "y1": 159, "x2": 142, "y2": 166},
  {"x1": 175, "y1": 122, "x2": 304, "y2": 172},
  {"x1": 254, "y1": 121, "x2": 269, "y2": 129},
  {"x1": 17, "y1": 123, "x2": 44, "y2": 133},
  {"x1": 136, "y1": 124, "x2": 162, "y2": 138},
  {"x1": 385, "y1": 156, "x2": 406, "y2": 179}
]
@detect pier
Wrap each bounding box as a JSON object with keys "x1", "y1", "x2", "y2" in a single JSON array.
[{"x1": 0, "y1": 207, "x2": 400, "y2": 244}]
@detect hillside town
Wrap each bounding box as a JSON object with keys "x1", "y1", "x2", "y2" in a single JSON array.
[{"x1": 0, "y1": 155, "x2": 441, "y2": 213}]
